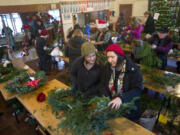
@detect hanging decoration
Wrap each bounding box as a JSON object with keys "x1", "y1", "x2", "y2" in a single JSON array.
[
  {"x1": 4, "y1": 71, "x2": 47, "y2": 94},
  {"x1": 47, "y1": 89, "x2": 138, "y2": 135},
  {"x1": 60, "y1": 0, "x2": 112, "y2": 14}
]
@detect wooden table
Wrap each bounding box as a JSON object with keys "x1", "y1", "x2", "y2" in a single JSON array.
[
  {"x1": 0, "y1": 67, "x2": 35, "y2": 101},
  {"x1": 108, "y1": 118, "x2": 155, "y2": 135},
  {"x1": 17, "y1": 79, "x2": 155, "y2": 135},
  {"x1": 56, "y1": 56, "x2": 69, "y2": 63},
  {"x1": 141, "y1": 66, "x2": 180, "y2": 97},
  {"x1": 17, "y1": 79, "x2": 70, "y2": 135}
]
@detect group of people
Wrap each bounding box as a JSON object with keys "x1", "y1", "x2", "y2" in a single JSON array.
[
  {"x1": 70, "y1": 42, "x2": 142, "y2": 121},
  {"x1": 63, "y1": 11, "x2": 175, "y2": 121},
  {"x1": 116, "y1": 11, "x2": 173, "y2": 70}
]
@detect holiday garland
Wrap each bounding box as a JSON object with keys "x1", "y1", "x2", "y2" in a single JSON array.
[
  {"x1": 4, "y1": 71, "x2": 47, "y2": 94},
  {"x1": 47, "y1": 89, "x2": 138, "y2": 135},
  {"x1": 0, "y1": 64, "x2": 21, "y2": 83}
]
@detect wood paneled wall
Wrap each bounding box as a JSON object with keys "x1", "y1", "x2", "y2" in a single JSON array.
[{"x1": 0, "y1": 3, "x2": 60, "y2": 14}]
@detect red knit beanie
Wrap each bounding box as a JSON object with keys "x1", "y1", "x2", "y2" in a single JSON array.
[
  {"x1": 40, "y1": 30, "x2": 48, "y2": 36},
  {"x1": 105, "y1": 44, "x2": 125, "y2": 56}
]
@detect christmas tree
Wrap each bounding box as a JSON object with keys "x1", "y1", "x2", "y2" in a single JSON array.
[{"x1": 151, "y1": 0, "x2": 174, "y2": 29}]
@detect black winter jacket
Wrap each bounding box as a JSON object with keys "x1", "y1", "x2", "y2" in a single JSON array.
[
  {"x1": 102, "y1": 58, "x2": 143, "y2": 102},
  {"x1": 65, "y1": 36, "x2": 86, "y2": 67},
  {"x1": 101, "y1": 58, "x2": 142, "y2": 120},
  {"x1": 70, "y1": 56, "x2": 104, "y2": 97},
  {"x1": 144, "y1": 16, "x2": 155, "y2": 34}
]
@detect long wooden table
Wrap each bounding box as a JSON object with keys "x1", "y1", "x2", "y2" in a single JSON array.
[
  {"x1": 17, "y1": 79, "x2": 155, "y2": 135},
  {"x1": 0, "y1": 67, "x2": 35, "y2": 101},
  {"x1": 141, "y1": 67, "x2": 180, "y2": 97}
]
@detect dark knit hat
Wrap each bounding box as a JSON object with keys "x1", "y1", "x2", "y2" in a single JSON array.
[
  {"x1": 157, "y1": 26, "x2": 169, "y2": 33},
  {"x1": 81, "y1": 42, "x2": 96, "y2": 56},
  {"x1": 105, "y1": 44, "x2": 125, "y2": 56}
]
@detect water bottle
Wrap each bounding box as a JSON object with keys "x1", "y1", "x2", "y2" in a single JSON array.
[{"x1": 58, "y1": 60, "x2": 65, "y2": 70}]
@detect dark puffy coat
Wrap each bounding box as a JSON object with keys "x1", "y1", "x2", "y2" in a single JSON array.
[
  {"x1": 149, "y1": 34, "x2": 173, "y2": 69},
  {"x1": 65, "y1": 36, "x2": 86, "y2": 67},
  {"x1": 101, "y1": 58, "x2": 143, "y2": 120},
  {"x1": 143, "y1": 15, "x2": 155, "y2": 34},
  {"x1": 70, "y1": 56, "x2": 104, "y2": 98},
  {"x1": 35, "y1": 37, "x2": 51, "y2": 71}
]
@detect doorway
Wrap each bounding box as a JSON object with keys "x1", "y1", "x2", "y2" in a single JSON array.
[{"x1": 119, "y1": 4, "x2": 132, "y2": 25}]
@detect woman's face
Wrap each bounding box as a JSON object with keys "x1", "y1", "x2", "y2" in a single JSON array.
[
  {"x1": 107, "y1": 51, "x2": 118, "y2": 67},
  {"x1": 85, "y1": 52, "x2": 96, "y2": 64}
]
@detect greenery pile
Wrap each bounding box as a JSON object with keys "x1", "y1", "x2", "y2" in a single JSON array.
[
  {"x1": 0, "y1": 64, "x2": 21, "y2": 82},
  {"x1": 139, "y1": 42, "x2": 162, "y2": 68},
  {"x1": 47, "y1": 89, "x2": 138, "y2": 135},
  {"x1": 141, "y1": 67, "x2": 180, "y2": 89}
]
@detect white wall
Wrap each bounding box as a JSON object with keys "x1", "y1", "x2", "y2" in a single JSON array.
[{"x1": 109, "y1": 0, "x2": 148, "y2": 23}]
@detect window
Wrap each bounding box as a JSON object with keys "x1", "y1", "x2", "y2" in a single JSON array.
[
  {"x1": 48, "y1": 9, "x2": 61, "y2": 22},
  {"x1": 0, "y1": 13, "x2": 23, "y2": 36}
]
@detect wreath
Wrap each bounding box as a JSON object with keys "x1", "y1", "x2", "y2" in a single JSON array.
[
  {"x1": 47, "y1": 89, "x2": 138, "y2": 135},
  {"x1": 4, "y1": 71, "x2": 47, "y2": 94},
  {"x1": 0, "y1": 64, "x2": 21, "y2": 83}
]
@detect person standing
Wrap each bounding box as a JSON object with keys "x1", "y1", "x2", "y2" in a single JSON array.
[
  {"x1": 35, "y1": 30, "x2": 50, "y2": 73},
  {"x1": 149, "y1": 26, "x2": 173, "y2": 70},
  {"x1": 116, "y1": 13, "x2": 126, "y2": 33},
  {"x1": 66, "y1": 29, "x2": 86, "y2": 68},
  {"x1": 92, "y1": 19, "x2": 112, "y2": 51},
  {"x1": 143, "y1": 11, "x2": 155, "y2": 34}
]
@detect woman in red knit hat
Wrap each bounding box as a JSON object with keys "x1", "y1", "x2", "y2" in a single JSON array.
[{"x1": 102, "y1": 43, "x2": 143, "y2": 121}]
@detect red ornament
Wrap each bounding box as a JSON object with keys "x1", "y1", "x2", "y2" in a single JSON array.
[
  {"x1": 23, "y1": 25, "x2": 30, "y2": 29},
  {"x1": 37, "y1": 92, "x2": 46, "y2": 102},
  {"x1": 26, "y1": 78, "x2": 41, "y2": 88}
]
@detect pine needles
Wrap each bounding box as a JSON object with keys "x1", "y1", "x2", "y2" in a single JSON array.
[
  {"x1": 139, "y1": 42, "x2": 162, "y2": 68},
  {"x1": 47, "y1": 89, "x2": 138, "y2": 135}
]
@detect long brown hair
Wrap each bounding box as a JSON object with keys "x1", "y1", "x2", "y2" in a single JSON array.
[
  {"x1": 130, "y1": 17, "x2": 141, "y2": 30},
  {"x1": 72, "y1": 29, "x2": 84, "y2": 38}
]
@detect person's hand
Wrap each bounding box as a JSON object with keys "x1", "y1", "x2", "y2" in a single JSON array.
[
  {"x1": 151, "y1": 44, "x2": 157, "y2": 49},
  {"x1": 168, "y1": 49, "x2": 173, "y2": 54},
  {"x1": 108, "y1": 97, "x2": 122, "y2": 110},
  {"x1": 91, "y1": 40, "x2": 96, "y2": 44}
]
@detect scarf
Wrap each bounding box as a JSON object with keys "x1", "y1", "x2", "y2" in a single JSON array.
[{"x1": 108, "y1": 61, "x2": 126, "y2": 98}]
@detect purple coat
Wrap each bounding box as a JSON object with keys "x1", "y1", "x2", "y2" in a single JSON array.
[
  {"x1": 149, "y1": 34, "x2": 173, "y2": 54},
  {"x1": 130, "y1": 24, "x2": 143, "y2": 40}
]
